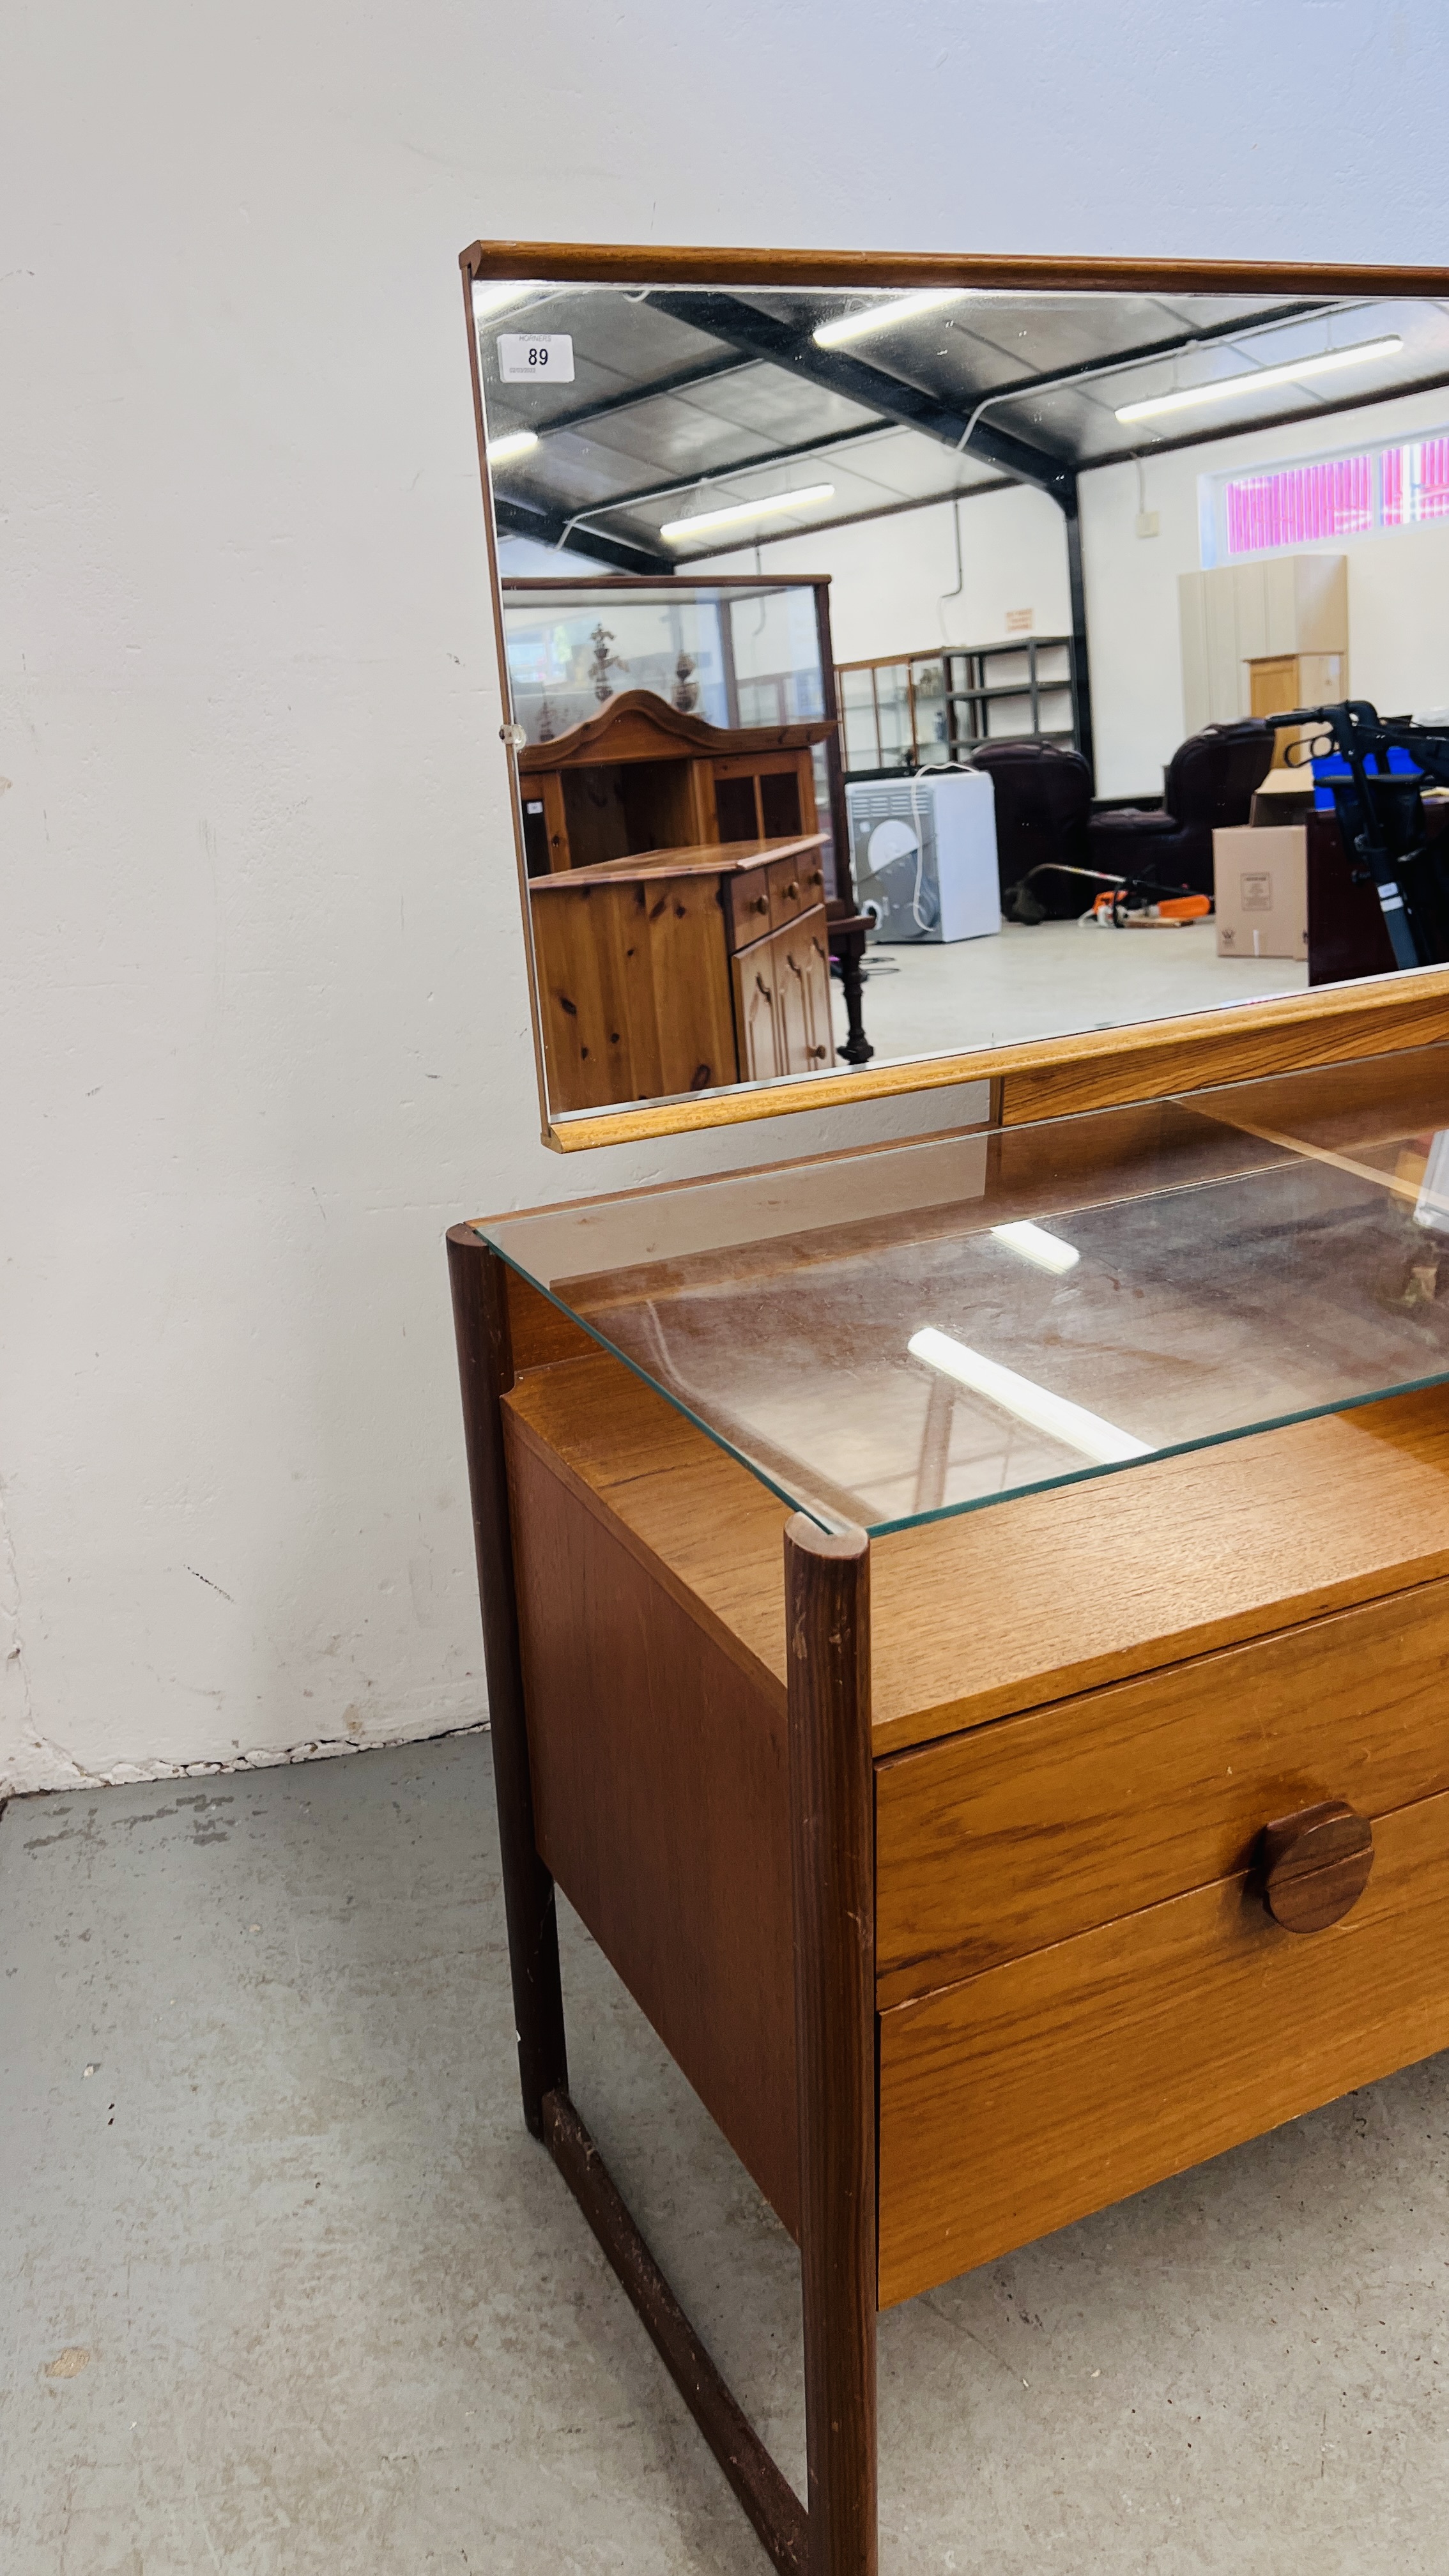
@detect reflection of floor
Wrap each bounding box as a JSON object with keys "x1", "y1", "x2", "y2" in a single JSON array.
[{"x1": 851, "y1": 919, "x2": 1308, "y2": 1065}]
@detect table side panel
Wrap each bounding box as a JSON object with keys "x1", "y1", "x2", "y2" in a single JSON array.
[
  {"x1": 503, "y1": 1411, "x2": 800, "y2": 2235},
  {"x1": 877, "y1": 1575, "x2": 1449, "y2": 2004},
  {"x1": 877, "y1": 1783, "x2": 1449, "y2": 2307}
]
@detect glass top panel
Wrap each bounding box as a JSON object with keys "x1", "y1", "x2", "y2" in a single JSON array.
[{"x1": 479, "y1": 1050, "x2": 1449, "y2": 1533}]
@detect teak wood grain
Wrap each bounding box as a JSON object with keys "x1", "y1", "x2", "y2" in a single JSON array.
[
  {"x1": 505, "y1": 1407, "x2": 799, "y2": 2230},
  {"x1": 1261, "y1": 1800, "x2": 1375, "y2": 1933},
  {"x1": 445, "y1": 1230, "x2": 568, "y2": 2133},
  {"x1": 545, "y1": 970, "x2": 1449, "y2": 1151},
  {"x1": 786, "y1": 1521, "x2": 877, "y2": 2575},
  {"x1": 500, "y1": 1342, "x2": 1449, "y2": 1758},
  {"x1": 463, "y1": 241, "x2": 1449, "y2": 297},
  {"x1": 877, "y1": 1783, "x2": 1449, "y2": 2306},
  {"x1": 875, "y1": 1575, "x2": 1449, "y2": 2005}
]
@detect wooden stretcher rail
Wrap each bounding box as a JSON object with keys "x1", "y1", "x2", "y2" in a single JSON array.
[{"x1": 543, "y1": 2089, "x2": 806, "y2": 2575}]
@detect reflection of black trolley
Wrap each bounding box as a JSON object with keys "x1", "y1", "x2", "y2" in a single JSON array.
[{"x1": 1273, "y1": 700, "x2": 1449, "y2": 969}]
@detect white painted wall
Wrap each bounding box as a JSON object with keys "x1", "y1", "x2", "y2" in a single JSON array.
[
  {"x1": 7, "y1": 0, "x2": 1449, "y2": 1794},
  {"x1": 693, "y1": 486, "x2": 1073, "y2": 662},
  {"x1": 1081, "y1": 384, "x2": 1449, "y2": 796}
]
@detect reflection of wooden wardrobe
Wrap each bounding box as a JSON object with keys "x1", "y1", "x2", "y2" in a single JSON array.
[
  {"x1": 516, "y1": 690, "x2": 834, "y2": 876},
  {"x1": 1248, "y1": 652, "x2": 1347, "y2": 766},
  {"x1": 1179, "y1": 555, "x2": 1347, "y2": 739}
]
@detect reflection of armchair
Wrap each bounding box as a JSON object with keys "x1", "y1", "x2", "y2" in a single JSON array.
[
  {"x1": 1087, "y1": 723, "x2": 1273, "y2": 900},
  {"x1": 967, "y1": 739, "x2": 1093, "y2": 916}
]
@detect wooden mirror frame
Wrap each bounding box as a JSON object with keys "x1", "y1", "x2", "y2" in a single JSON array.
[{"x1": 462, "y1": 239, "x2": 1449, "y2": 1151}]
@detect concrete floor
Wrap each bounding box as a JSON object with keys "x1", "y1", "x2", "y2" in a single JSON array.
[
  {"x1": 856, "y1": 919, "x2": 1307, "y2": 1066},
  {"x1": 6, "y1": 1736, "x2": 1449, "y2": 2573}
]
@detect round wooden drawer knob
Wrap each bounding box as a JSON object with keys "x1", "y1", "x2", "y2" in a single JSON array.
[
  {"x1": 1259, "y1": 1800, "x2": 1374, "y2": 1933},
  {"x1": 752, "y1": 894, "x2": 769, "y2": 914},
  {"x1": 784, "y1": 880, "x2": 799, "y2": 898}
]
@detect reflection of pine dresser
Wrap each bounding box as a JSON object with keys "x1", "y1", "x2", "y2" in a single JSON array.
[
  {"x1": 449, "y1": 1046, "x2": 1449, "y2": 2575},
  {"x1": 528, "y1": 834, "x2": 834, "y2": 1111},
  {"x1": 515, "y1": 688, "x2": 834, "y2": 876}
]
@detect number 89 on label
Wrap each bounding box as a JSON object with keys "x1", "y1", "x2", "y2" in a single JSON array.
[{"x1": 496, "y1": 334, "x2": 575, "y2": 384}]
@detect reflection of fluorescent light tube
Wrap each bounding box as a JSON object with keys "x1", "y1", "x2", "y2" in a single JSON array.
[
  {"x1": 814, "y1": 290, "x2": 969, "y2": 348},
  {"x1": 908, "y1": 1326, "x2": 1153, "y2": 1466},
  {"x1": 990, "y1": 1220, "x2": 1080, "y2": 1276},
  {"x1": 659, "y1": 484, "x2": 836, "y2": 542},
  {"x1": 472, "y1": 279, "x2": 540, "y2": 321},
  {"x1": 486, "y1": 429, "x2": 540, "y2": 466},
  {"x1": 1114, "y1": 335, "x2": 1403, "y2": 424}
]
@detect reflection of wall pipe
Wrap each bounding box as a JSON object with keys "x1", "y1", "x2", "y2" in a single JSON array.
[{"x1": 936, "y1": 496, "x2": 965, "y2": 644}]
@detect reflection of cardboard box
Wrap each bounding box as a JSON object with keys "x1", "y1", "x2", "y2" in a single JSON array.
[{"x1": 1213, "y1": 824, "x2": 1307, "y2": 960}]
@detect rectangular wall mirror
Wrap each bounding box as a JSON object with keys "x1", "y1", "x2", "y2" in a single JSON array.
[{"x1": 462, "y1": 245, "x2": 1449, "y2": 1148}]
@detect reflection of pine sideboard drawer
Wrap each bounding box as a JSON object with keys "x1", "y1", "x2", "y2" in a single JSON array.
[
  {"x1": 448, "y1": 1048, "x2": 1449, "y2": 2572},
  {"x1": 528, "y1": 833, "x2": 833, "y2": 1111}
]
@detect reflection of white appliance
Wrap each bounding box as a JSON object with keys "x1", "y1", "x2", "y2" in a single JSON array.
[{"x1": 847, "y1": 770, "x2": 1000, "y2": 943}]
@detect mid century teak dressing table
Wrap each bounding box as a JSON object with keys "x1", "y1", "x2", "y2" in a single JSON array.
[{"x1": 450, "y1": 1043, "x2": 1449, "y2": 2575}]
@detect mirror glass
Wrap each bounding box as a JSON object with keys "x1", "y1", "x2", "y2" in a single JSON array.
[{"x1": 468, "y1": 268, "x2": 1449, "y2": 1128}]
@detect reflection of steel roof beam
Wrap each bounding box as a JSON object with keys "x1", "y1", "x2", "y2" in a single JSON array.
[
  {"x1": 641, "y1": 291, "x2": 1356, "y2": 489},
  {"x1": 516, "y1": 356, "x2": 757, "y2": 439},
  {"x1": 540, "y1": 420, "x2": 921, "y2": 549},
  {"x1": 492, "y1": 495, "x2": 675, "y2": 574},
  {"x1": 642, "y1": 288, "x2": 1077, "y2": 498}
]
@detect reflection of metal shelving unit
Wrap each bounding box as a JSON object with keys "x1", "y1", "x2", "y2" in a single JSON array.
[{"x1": 836, "y1": 637, "x2": 1078, "y2": 778}]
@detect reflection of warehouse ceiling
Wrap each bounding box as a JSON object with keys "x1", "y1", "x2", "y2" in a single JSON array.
[{"x1": 477, "y1": 284, "x2": 1449, "y2": 572}]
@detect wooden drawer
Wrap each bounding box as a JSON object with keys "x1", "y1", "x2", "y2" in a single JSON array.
[
  {"x1": 878, "y1": 1782, "x2": 1449, "y2": 2306},
  {"x1": 768, "y1": 850, "x2": 825, "y2": 930},
  {"x1": 728, "y1": 871, "x2": 774, "y2": 947},
  {"x1": 876, "y1": 1577, "x2": 1449, "y2": 2007}
]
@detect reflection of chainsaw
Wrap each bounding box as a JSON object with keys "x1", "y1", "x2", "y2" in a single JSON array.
[
  {"x1": 1086, "y1": 888, "x2": 1211, "y2": 928},
  {"x1": 1006, "y1": 859, "x2": 1209, "y2": 926}
]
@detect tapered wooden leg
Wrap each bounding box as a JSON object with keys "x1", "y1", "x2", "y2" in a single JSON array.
[
  {"x1": 447, "y1": 1225, "x2": 567, "y2": 2135},
  {"x1": 828, "y1": 917, "x2": 875, "y2": 1067},
  {"x1": 786, "y1": 1517, "x2": 877, "y2": 2576}
]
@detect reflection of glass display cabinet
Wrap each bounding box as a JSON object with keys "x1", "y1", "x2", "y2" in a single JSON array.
[
  {"x1": 501, "y1": 576, "x2": 848, "y2": 896},
  {"x1": 838, "y1": 636, "x2": 1078, "y2": 776}
]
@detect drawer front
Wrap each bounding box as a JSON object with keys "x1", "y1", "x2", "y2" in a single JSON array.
[
  {"x1": 728, "y1": 871, "x2": 774, "y2": 947},
  {"x1": 876, "y1": 1578, "x2": 1449, "y2": 2006},
  {"x1": 769, "y1": 850, "x2": 825, "y2": 930},
  {"x1": 878, "y1": 1782, "x2": 1449, "y2": 2306}
]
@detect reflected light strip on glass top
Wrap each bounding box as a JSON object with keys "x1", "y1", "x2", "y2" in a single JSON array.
[
  {"x1": 908, "y1": 1328, "x2": 1154, "y2": 1467},
  {"x1": 990, "y1": 1220, "x2": 1081, "y2": 1276}
]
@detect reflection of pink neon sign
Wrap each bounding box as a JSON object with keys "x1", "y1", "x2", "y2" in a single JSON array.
[
  {"x1": 1224, "y1": 455, "x2": 1372, "y2": 553},
  {"x1": 1381, "y1": 437, "x2": 1449, "y2": 526},
  {"x1": 1223, "y1": 438, "x2": 1449, "y2": 554}
]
